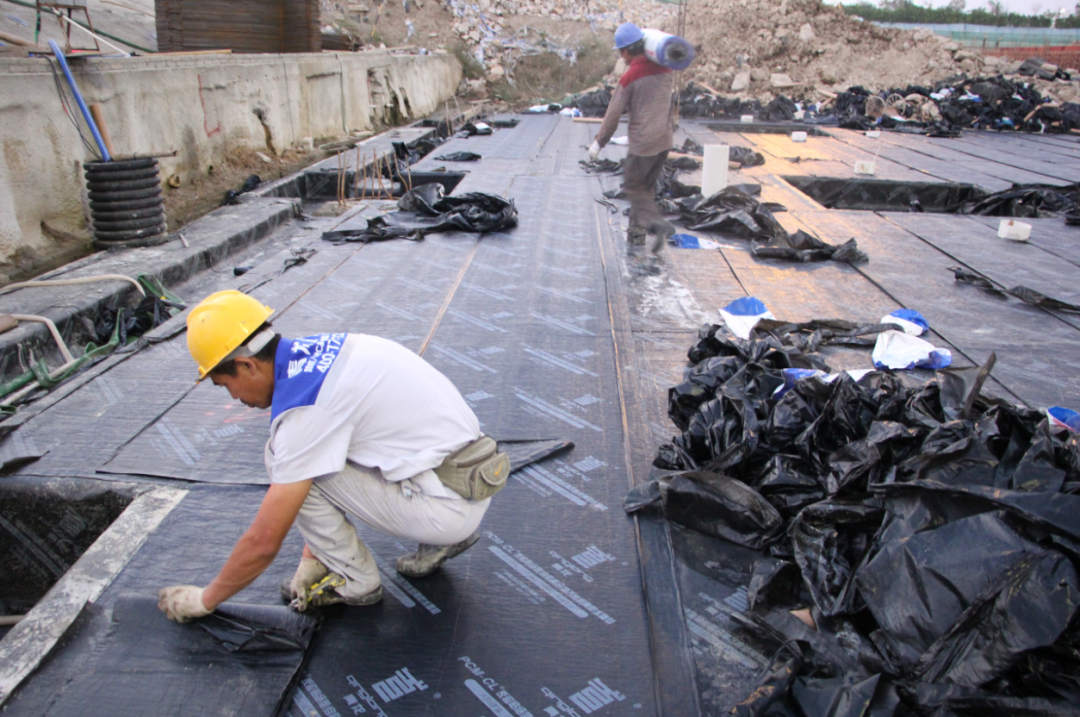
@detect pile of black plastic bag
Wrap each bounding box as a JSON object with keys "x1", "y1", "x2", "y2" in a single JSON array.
[
  {"x1": 570, "y1": 85, "x2": 614, "y2": 118},
  {"x1": 819, "y1": 74, "x2": 1080, "y2": 135},
  {"x1": 679, "y1": 85, "x2": 804, "y2": 123},
  {"x1": 631, "y1": 321, "x2": 1080, "y2": 716},
  {"x1": 668, "y1": 73, "x2": 1080, "y2": 135},
  {"x1": 321, "y1": 183, "x2": 517, "y2": 243}
]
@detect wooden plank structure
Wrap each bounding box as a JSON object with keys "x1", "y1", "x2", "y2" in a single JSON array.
[{"x1": 155, "y1": 0, "x2": 320, "y2": 53}]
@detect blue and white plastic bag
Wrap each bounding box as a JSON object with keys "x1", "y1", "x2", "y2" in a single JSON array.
[
  {"x1": 671, "y1": 233, "x2": 721, "y2": 250},
  {"x1": 719, "y1": 297, "x2": 774, "y2": 340},
  {"x1": 1047, "y1": 407, "x2": 1080, "y2": 432},
  {"x1": 872, "y1": 330, "x2": 952, "y2": 370},
  {"x1": 880, "y1": 309, "x2": 929, "y2": 336}
]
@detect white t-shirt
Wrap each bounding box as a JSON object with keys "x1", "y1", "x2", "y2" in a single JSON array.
[{"x1": 264, "y1": 333, "x2": 480, "y2": 484}]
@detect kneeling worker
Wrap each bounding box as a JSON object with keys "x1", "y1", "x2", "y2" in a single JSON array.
[{"x1": 158, "y1": 290, "x2": 508, "y2": 622}]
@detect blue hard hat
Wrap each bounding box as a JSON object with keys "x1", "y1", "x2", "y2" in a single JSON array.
[{"x1": 614, "y1": 22, "x2": 644, "y2": 50}]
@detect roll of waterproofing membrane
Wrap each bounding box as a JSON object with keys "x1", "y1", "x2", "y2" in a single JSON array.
[{"x1": 642, "y1": 29, "x2": 695, "y2": 71}]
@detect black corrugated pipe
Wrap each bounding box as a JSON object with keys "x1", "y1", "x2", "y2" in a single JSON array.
[{"x1": 83, "y1": 158, "x2": 169, "y2": 249}]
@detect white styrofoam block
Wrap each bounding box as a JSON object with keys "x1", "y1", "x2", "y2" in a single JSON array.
[
  {"x1": 702, "y1": 144, "x2": 730, "y2": 197},
  {"x1": 998, "y1": 219, "x2": 1032, "y2": 242}
]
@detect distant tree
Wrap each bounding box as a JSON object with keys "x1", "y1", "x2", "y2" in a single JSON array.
[
  {"x1": 987, "y1": 0, "x2": 1004, "y2": 15},
  {"x1": 947, "y1": 0, "x2": 965, "y2": 11}
]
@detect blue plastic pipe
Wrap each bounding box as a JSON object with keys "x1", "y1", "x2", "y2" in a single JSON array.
[{"x1": 48, "y1": 40, "x2": 111, "y2": 162}]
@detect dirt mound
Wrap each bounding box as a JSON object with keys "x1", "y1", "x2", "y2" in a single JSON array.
[
  {"x1": 675, "y1": 0, "x2": 1080, "y2": 102},
  {"x1": 320, "y1": 0, "x2": 672, "y2": 94}
]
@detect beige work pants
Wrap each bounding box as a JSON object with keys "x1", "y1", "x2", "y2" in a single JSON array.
[{"x1": 295, "y1": 462, "x2": 490, "y2": 597}]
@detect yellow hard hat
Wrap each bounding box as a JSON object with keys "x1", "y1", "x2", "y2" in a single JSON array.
[{"x1": 186, "y1": 290, "x2": 274, "y2": 379}]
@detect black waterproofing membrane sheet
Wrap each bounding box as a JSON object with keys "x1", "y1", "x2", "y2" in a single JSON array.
[
  {"x1": 1, "y1": 485, "x2": 321, "y2": 717},
  {"x1": 6, "y1": 116, "x2": 678, "y2": 717},
  {"x1": 2, "y1": 598, "x2": 319, "y2": 717},
  {"x1": 279, "y1": 172, "x2": 662, "y2": 717},
  {"x1": 793, "y1": 210, "x2": 1080, "y2": 409}
]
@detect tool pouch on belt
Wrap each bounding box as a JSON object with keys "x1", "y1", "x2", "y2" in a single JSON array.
[{"x1": 434, "y1": 436, "x2": 509, "y2": 501}]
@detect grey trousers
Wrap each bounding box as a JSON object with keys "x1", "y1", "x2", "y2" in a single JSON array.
[{"x1": 622, "y1": 150, "x2": 670, "y2": 237}]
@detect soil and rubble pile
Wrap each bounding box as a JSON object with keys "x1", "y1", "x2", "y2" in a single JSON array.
[{"x1": 680, "y1": 0, "x2": 1039, "y2": 98}]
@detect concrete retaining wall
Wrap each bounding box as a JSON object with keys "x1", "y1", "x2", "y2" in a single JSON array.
[{"x1": 0, "y1": 50, "x2": 461, "y2": 283}]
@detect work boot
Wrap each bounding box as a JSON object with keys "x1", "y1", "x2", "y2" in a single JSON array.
[
  {"x1": 282, "y1": 572, "x2": 383, "y2": 610},
  {"x1": 396, "y1": 532, "x2": 480, "y2": 578},
  {"x1": 647, "y1": 219, "x2": 676, "y2": 253},
  {"x1": 307, "y1": 584, "x2": 383, "y2": 609},
  {"x1": 627, "y1": 226, "x2": 647, "y2": 246}
]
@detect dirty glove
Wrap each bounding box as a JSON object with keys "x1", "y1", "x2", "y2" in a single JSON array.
[
  {"x1": 289, "y1": 557, "x2": 329, "y2": 610},
  {"x1": 588, "y1": 140, "x2": 601, "y2": 161},
  {"x1": 158, "y1": 585, "x2": 211, "y2": 623}
]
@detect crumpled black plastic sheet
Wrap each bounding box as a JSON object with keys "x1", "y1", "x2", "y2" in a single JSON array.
[
  {"x1": 90, "y1": 292, "x2": 185, "y2": 346},
  {"x1": 962, "y1": 183, "x2": 1080, "y2": 218},
  {"x1": 633, "y1": 471, "x2": 784, "y2": 549},
  {"x1": 802, "y1": 75, "x2": 1078, "y2": 134},
  {"x1": 569, "y1": 85, "x2": 613, "y2": 117},
  {"x1": 434, "y1": 151, "x2": 481, "y2": 162},
  {"x1": 456, "y1": 122, "x2": 492, "y2": 137},
  {"x1": 222, "y1": 173, "x2": 261, "y2": 206},
  {"x1": 675, "y1": 185, "x2": 868, "y2": 264},
  {"x1": 673, "y1": 138, "x2": 763, "y2": 168},
  {"x1": 679, "y1": 83, "x2": 802, "y2": 123},
  {"x1": 322, "y1": 184, "x2": 517, "y2": 243},
  {"x1": 580, "y1": 157, "x2": 624, "y2": 174},
  {"x1": 1018, "y1": 56, "x2": 1072, "y2": 81},
  {"x1": 636, "y1": 321, "x2": 1080, "y2": 715},
  {"x1": 2, "y1": 596, "x2": 320, "y2": 717},
  {"x1": 951, "y1": 265, "x2": 1080, "y2": 313}
]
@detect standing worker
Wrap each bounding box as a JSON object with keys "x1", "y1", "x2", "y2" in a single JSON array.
[
  {"x1": 158, "y1": 290, "x2": 509, "y2": 621},
  {"x1": 589, "y1": 22, "x2": 676, "y2": 253}
]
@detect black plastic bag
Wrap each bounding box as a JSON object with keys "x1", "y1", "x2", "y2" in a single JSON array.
[
  {"x1": 434, "y1": 151, "x2": 481, "y2": 162},
  {"x1": 747, "y1": 558, "x2": 802, "y2": 611},
  {"x1": 323, "y1": 185, "x2": 517, "y2": 243},
  {"x1": 789, "y1": 497, "x2": 883, "y2": 616},
  {"x1": 914, "y1": 550, "x2": 1079, "y2": 687},
  {"x1": 457, "y1": 122, "x2": 492, "y2": 136},
  {"x1": 662, "y1": 471, "x2": 784, "y2": 549},
  {"x1": 730, "y1": 146, "x2": 766, "y2": 168},
  {"x1": 222, "y1": 174, "x2": 261, "y2": 205},
  {"x1": 92, "y1": 293, "x2": 181, "y2": 346},
  {"x1": 857, "y1": 511, "x2": 1042, "y2": 672}
]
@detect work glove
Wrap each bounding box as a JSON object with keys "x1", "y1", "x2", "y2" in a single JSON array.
[
  {"x1": 588, "y1": 140, "x2": 601, "y2": 161},
  {"x1": 289, "y1": 557, "x2": 329, "y2": 611},
  {"x1": 158, "y1": 585, "x2": 211, "y2": 623}
]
